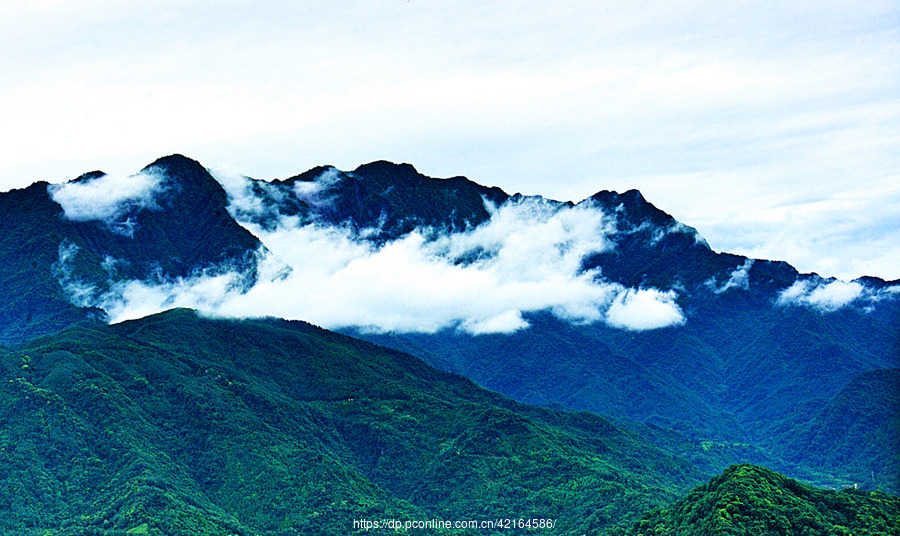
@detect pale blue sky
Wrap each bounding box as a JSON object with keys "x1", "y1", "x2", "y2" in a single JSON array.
[{"x1": 1, "y1": 1, "x2": 898, "y2": 280}]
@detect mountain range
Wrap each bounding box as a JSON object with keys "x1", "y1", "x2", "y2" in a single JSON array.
[{"x1": 0, "y1": 154, "x2": 897, "y2": 534}]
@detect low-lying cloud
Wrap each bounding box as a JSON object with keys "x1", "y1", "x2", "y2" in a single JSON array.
[
  {"x1": 55, "y1": 174, "x2": 690, "y2": 334},
  {"x1": 777, "y1": 278, "x2": 863, "y2": 312},
  {"x1": 705, "y1": 259, "x2": 754, "y2": 294},
  {"x1": 776, "y1": 277, "x2": 899, "y2": 313},
  {"x1": 606, "y1": 288, "x2": 685, "y2": 331},
  {"x1": 48, "y1": 170, "x2": 166, "y2": 236},
  {"x1": 53, "y1": 241, "x2": 97, "y2": 308},
  {"x1": 293, "y1": 167, "x2": 343, "y2": 209}
]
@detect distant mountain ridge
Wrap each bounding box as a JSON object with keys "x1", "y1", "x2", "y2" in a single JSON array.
[{"x1": 1, "y1": 153, "x2": 897, "y2": 495}]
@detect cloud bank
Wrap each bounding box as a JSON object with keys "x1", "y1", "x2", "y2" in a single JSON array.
[{"x1": 55, "y1": 175, "x2": 689, "y2": 334}]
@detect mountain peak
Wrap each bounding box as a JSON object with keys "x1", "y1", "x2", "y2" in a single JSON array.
[
  {"x1": 352, "y1": 160, "x2": 420, "y2": 180},
  {"x1": 140, "y1": 154, "x2": 227, "y2": 205},
  {"x1": 280, "y1": 164, "x2": 340, "y2": 184},
  {"x1": 23, "y1": 154, "x2": 264, "y2": 323},
  {"x1": 71, "y1": 170, "x2": 106, "y2": 183},
  {"x1": 257, "y1": 160, "x2": 510, "y2": 238},
  {"x1": 142, "y1": 153, "x2": 205, "y2": 175},
  {"x1": 589, "y1": 188, "x2": 674, "y2": 228}
]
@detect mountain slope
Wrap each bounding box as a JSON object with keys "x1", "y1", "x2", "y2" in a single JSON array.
[
  {"x1": 0, "y1": 180, "x2": 103, "y2": 342},
  {"x1": 0, "y1": 155, "x2": 261, "y2": 345},
  {"x1": 361, "y1": 297, "x2": 899, "y2": 489},
  {"x1": 771, "y1": 368, "x2": 900, "y2": 491},
  {"x1": 1, "y1": 308, "x2": 705, "y2": 535},
  {"x1": 1, "y1": 154, "x2": 897, "y2": 496}
]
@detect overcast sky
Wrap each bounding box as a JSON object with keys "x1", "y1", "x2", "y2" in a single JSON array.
[{"x1": 2, "y1": 1, "x2": 898, "y2": 280}]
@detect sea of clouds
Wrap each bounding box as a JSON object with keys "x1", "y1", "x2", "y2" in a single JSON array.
[{"x1": 51, "y1": 166, "x2": 898, "y2": 334}]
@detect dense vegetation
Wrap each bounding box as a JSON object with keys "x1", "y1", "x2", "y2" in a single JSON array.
[
  {"x1": 614, "y1": 464, "x2": 900, "y2": 536},
  {"x1": 4, "y1": 310, "x2": 896, "y2": 535},
  {"x1": 363, "y1": 301, "x2": 900, "y2": 492},
  {"x1": 1, "y1": 309, "x2": 709, "y2": 535},
  {"x1": 770, "y1": 368, "x2": 900, "y2": 492}
]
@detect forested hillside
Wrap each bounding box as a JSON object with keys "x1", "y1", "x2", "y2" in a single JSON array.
[
  {"x1": 1, "y1": 309, "x2": 703, "y2": 535},
  {"x1": 614, "y1": 464, "x2": 900, "y2": 536}
]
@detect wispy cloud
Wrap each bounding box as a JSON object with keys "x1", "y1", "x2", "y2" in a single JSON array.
[
  {"x1": 52, "y1": 241, "x2": 96, "y2": 308},
  {"x1": 293, "y1": 167, "x2": 343, "y2": 209},
  {"x1": 217, "y1": 192, "x2": 687, "y2": 334},
  {"x1": 706, "y1": 259, "x2": 754, "y2": 294}
]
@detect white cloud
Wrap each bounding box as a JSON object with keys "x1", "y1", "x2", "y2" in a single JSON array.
[
  {"x1": 461, "y1": 310, "x2": 529, "y2": 335},
  {"x1": 210, "y1": 166, "x2": 275, "y2": 220},
  {"x1": 47, "y1": 170, "x2": 166, "y2": 235},
  {"x1": 776, "y1": 278, "x2": 867, "y2": 312},
  {"x1": 52, "y1": 239, "x2": 255, "y2": 323},
  {"x1": 605, "y1": 288, "x2": 685, "y2": 331},
  {"x1": 59, "y1": 184, "x2": 688, "y2": 334},
  {"x1": 218, "y1": 197, "x2": 625, "y2": 334},
  {"x1": 97, "y1": 271, "x2": 244, "y2": 323}
]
